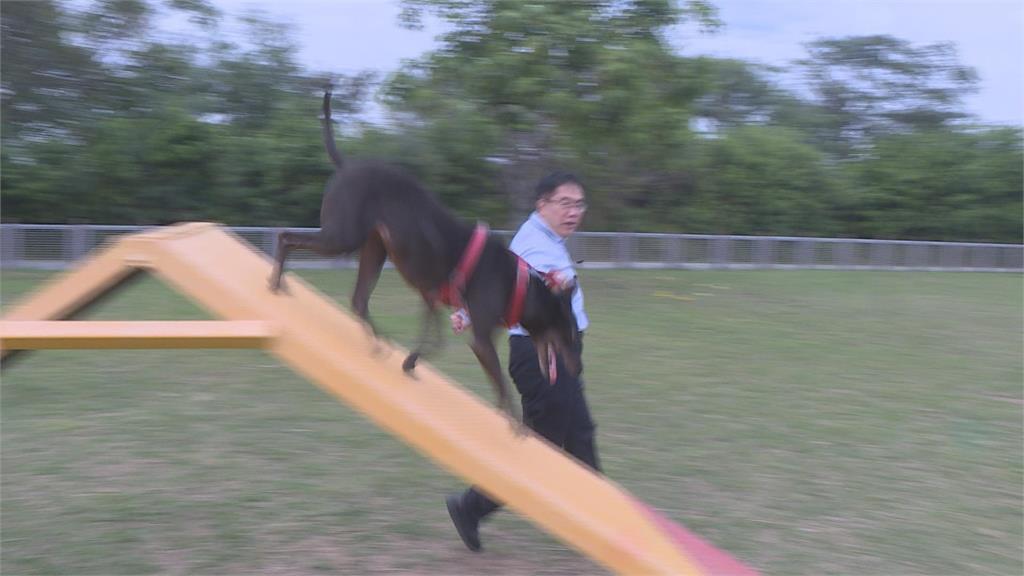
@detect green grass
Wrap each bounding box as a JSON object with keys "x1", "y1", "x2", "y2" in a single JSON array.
[{"x1": 2, "y1": 268, "x2": 1021, "y2": 575}]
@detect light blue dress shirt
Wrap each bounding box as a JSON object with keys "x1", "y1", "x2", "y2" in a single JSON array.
[{"x1": 508, "y1": 212, "x2": 589, "y2": 336}]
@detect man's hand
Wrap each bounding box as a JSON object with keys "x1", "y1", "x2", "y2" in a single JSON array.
[
  {"x1": 542, "y1": 269, "x2": 576, "y2": 294},
  {"x1": 450, "y1": 309, "x2": 471, "y2": 334}
]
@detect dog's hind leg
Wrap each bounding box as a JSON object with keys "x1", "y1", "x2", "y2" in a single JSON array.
[
  {"x1": 351, "y1": 229, "x2": 387, "y2": 336},
  {"x1": 270, "y1": 229, "x2": 345, "y2": 293}
]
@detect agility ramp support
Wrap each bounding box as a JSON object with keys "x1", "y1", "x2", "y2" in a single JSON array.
[{"x1": 0, "y1": 222, "x2": 757, "y2": 576}]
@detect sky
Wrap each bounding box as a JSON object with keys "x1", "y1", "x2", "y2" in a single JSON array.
[{"x1": 206, "y1": 0, "x2": 1023, "y2": 126}]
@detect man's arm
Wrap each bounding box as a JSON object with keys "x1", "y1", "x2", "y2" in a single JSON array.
[{"x1": 509, "y1": 229, "x2": 551, "y2": 271}]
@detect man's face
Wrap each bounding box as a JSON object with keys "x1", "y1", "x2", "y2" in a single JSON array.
[{"x1": 536, "y1": 183, "x2": 587, "y2": 238}]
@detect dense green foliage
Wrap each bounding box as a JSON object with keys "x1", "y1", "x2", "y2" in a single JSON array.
[{"x1": 2, "y1": 0, "x2": 1020, "y2": 242}]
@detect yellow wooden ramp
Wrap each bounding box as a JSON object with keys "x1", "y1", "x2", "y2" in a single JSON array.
[{"x1": 0, "y1": 223, "x2": 756, "y2": 576}]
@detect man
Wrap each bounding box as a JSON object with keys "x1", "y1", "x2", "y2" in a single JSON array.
[{"x1": 446, "y1": 171, "x2": 601, "y2": 552}]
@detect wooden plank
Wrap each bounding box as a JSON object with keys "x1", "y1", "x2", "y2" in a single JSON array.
[
  {"x1": 2, "y1": 222, "x2": 757, "y2": 575},
  {"x1": 0, "y1": 320, "x2": 275, "y2": 350},
  {"x1": 138, "y1": 224, "x2": 754, "y2": 576}
]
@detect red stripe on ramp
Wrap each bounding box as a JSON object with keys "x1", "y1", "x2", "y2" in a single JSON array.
[{"x1": 633, "y1": 499, "x2": 759, "y2": 576}]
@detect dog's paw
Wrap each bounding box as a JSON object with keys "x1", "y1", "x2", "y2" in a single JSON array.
[
  {"x1": 268, "y1": 277, "x2": 289, "y2": 294},
  {"x1": 402, "y1": 352, "x2": 420, "y2": 373},
  {"x1": 369, "y1": 340, "x2": 391, "y2": 359},
  {"x1": 499, "y1": 403, "x2": 526, "y2": 437},
  {"x1": 360, "y1": 322, "x2": 378, "y2": 343},
  {"x1": 508, "y1": 416, "x2": 528, "y2": 438},
  {"x1": 512, "y1": 421, "x2": 527, "y2": 437}
]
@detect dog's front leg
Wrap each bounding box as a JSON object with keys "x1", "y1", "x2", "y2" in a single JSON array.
[{"x1": 402, "y1": 303, "x2": 443, "y2": 373}]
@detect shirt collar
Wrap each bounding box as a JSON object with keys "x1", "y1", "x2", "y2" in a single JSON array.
[{"x1": 528, "y1": 211, "x2": 564, "y2": 244}]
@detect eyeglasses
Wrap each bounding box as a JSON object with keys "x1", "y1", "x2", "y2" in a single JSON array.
[{"x1": 547, "y1": 198, "x2": 588, "y2": 212}]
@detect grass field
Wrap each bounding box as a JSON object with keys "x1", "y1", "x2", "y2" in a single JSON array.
[{"x1": 2, "y1": 267, "x2": 1021, "y2": 575}]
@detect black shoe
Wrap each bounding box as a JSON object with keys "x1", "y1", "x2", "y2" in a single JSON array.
[{"x1": 446, "y1": 493, "x2": 481, "y2": 552}]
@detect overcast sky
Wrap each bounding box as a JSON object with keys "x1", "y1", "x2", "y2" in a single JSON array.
[{"x1": 208, "y1": 0, "x2": 1023, "y2": 126}]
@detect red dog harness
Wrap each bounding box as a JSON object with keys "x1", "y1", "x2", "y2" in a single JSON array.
[
  {"x1": 503, "y1": 257, "x2": 530, "y2": 327},
  {"x1": 437, "y1": 223, "x2": 531, "y2": 328},
  {"x1": 437, "y1": 222, "x2": 488, "y2": 310},
  {"x1": 439, "y1": 229, "x2": 564, "y2": 385}
]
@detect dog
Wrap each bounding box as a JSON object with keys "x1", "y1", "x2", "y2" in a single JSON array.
[{"x1": 269, "y1": 89, "x2": 581, "y2": 426}]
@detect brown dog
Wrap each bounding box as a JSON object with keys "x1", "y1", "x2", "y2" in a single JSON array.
[{"x1": 269, "y1": 90, "x2": 580, "y2": 425}]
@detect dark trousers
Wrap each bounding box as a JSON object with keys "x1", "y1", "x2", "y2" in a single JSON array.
[{"x1": 460, "y1": 333, "x2": 601, "y2": 521}]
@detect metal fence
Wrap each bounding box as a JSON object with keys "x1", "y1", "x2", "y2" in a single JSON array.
[{"x1": 1, "y1": 223, "x2": 1021, "y2": 272}]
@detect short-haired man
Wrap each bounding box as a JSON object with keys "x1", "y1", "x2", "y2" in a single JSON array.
[{"x1": 446, "y1": 172, "x2": 601, "y2": 552}]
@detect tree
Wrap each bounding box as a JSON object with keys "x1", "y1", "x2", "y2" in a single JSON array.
[
  {"x1": 387, "y1": 0, "x2": 721, "y2": 228},
  {"x1": 691, "y1": 58, "x2": 796, "y2": 128},
  {"x1": 795, "y1": 35, "x2": 979, "y2": 157},
  {"x1": 0, "y1": 0, "x2": 373, "y2": 225},
  {"x1": 686, "y1": 125, "x2": 841, "y2": 236},
  {"x1": 842, "y1": 127, "x2": 1023, "y2": 242},
  {"x1": 3, "y1": 0, "x2": 1019, "y2": 244},
  {"x1": 1, "y1": 0, "x2": 106, "y2": 145}
]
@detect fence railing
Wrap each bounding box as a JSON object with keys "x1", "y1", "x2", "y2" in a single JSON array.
[{"x1": 1, "y1": 224, "x2": 1021, "y2": 272}]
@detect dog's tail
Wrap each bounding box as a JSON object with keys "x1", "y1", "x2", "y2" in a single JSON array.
[{"x1": 322, "y1": 90, "x2": 344, "y2": 169}]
